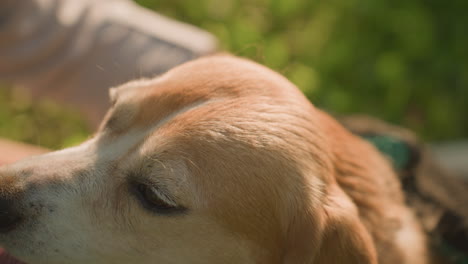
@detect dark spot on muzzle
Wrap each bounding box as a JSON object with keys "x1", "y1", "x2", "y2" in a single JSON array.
[
  {"x1": 0, "y1": 172, "x2": 24, "y2": 233},
  {"x1": 0, "y1": 197, "x2": 23, "y2": 233}
]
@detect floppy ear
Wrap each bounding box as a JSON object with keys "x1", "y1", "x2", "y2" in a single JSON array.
[
  {"x1": 108, "y1": 87, "x2": 119, "y2": 106},
  {"x1": 314, "y1": 184, "x2": 378, "y2": 264},
  {"x1": 284, "y1": 184, "x2": 378, "y2": 264}
]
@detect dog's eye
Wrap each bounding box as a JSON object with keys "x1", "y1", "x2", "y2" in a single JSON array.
[{"x1": 136, "y1": 184, "x2": 178, "y2": 212}]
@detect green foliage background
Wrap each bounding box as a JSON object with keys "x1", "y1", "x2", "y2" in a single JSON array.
[
  {"x1": 0, "y1": 88, "x2": 89, "y2": 149},
  {"x1": 1, "y1": 0, "x2": 467, "y2": 149}
]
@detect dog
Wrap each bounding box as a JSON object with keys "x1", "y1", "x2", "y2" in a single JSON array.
[{"x1": 0, "y1": 55, "x2": 430, "y2": 264}]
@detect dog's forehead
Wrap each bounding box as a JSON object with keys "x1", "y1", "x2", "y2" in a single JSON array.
[
  {"x1": 97, "y1": 55, "x2": 311, "y2": 174},
  {"x1": 103, "y1": 56, "x2": 300, "y2": 136}
]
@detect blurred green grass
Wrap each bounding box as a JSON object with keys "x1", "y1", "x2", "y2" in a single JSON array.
[
  {"x1": 1, "y1": 0, "x2": 467, "y2": 149},
  {"x1": 0, "y1": 87, "x2": 89, "y2": 149}
]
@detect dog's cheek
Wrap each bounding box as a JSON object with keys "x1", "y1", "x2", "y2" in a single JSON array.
[
  {"x1": 9, "y1": 181, "x2": 105, "y2": 263},
  {"x1": 2, "y1": 200, "x2": 83, "y2": 263}
]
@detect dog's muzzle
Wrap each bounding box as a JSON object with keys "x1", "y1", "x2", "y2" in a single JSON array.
[
  {"x1": 0, "y1": 172, "x2": 24, "y2": 234},
  {"x1": 0, "y1": 197, "x2": 22, "y2": 233}
]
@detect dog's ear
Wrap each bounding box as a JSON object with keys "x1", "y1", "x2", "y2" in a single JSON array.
[
  {"x1": 314, "y1": 184, "x2": 378, "y2": 264},
  {"x1": 283, "y1": 184, "x2": 378, "y2": 264},
  {"x1": 108, "y1": 87, "x2": 119, "y2": 106}
]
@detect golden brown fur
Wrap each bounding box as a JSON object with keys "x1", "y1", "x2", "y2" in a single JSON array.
[
  {"x1": 101, "y1": 55, "x2": 428, "y2": 263},
  {"x1": 0, "y1": 55, "x2": 428, "y2": 264}
]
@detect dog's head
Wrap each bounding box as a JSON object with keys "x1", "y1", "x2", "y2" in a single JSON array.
[{"x1": 0, "y1": 56, "x2": 377, "y2": 264}]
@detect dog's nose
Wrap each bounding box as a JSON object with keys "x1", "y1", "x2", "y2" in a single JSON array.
[
  {"x1": 0, "y1": 171, "x2": 23, "y2": 233},
  {"x1": 0, "y1": 197, "x2": 22, "y2": 233}
]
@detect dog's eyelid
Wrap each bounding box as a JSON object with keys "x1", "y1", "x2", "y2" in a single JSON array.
[
  {"x1": 128, "y1": 173, "x2": 183, "y2": 207},
  {"x1": 147, "y1": 185, "x2": 178, "y2": 207}
]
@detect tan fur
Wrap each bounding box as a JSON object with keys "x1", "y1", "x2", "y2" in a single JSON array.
[{"x1": 0, "y1": 55, "x2": 428, "y2": 264}]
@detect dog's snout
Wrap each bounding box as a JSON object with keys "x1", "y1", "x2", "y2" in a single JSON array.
[
  {"x1": 0, "y1": 197, "x2": 22, "y2": 233},
  {"x1": 0, "y1": 172, "x2": 24, "y2": 233}
]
